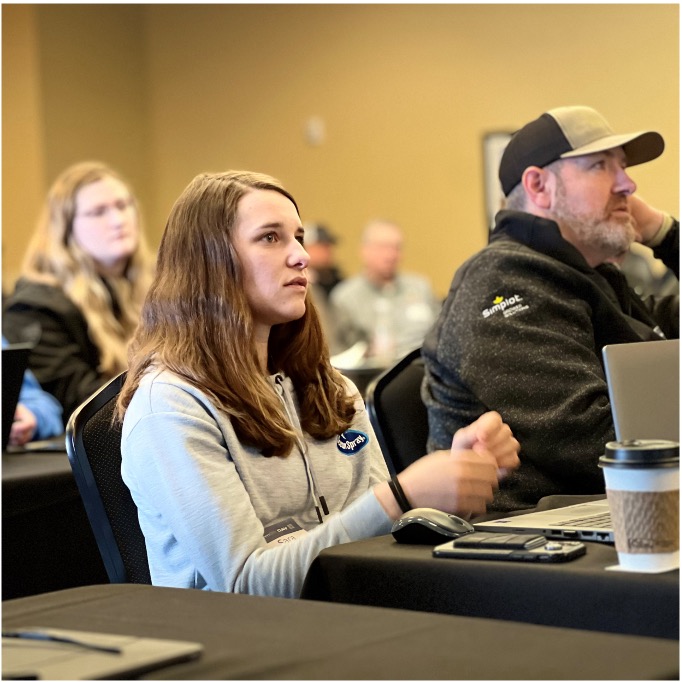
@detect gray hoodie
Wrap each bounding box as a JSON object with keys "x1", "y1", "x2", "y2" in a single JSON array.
[{"x1": 121, "y1": 368, "x2": 392, "y2": 598}]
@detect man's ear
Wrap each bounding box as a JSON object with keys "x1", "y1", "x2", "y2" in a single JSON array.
[{"x1": 521, "y1": 166, "x2": 553, "y2": 210}]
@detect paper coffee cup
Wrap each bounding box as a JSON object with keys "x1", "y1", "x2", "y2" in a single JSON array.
[{"x1": 599, "y1": 440, "x2": 679, "y2": 573}]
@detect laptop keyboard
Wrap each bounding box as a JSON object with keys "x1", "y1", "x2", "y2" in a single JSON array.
[{"x1": 556, "y1": 512, "x2": 611, "y2": 528}]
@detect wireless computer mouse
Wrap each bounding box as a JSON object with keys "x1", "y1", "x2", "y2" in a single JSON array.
[{"x1": 391, "y1": 507, "x2": 475, "y2": 545}]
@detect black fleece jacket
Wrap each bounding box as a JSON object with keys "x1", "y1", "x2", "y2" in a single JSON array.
[
  {"x1": 422, "y1": 210, "x2": 679, "y2": 512},
  {"x1": 3, "y1": 279, "x2": 111, "y2": 425}
]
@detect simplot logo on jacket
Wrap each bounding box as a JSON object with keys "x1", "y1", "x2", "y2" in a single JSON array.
[{"x1": 482, "y1": 294, "x2": 529, "y2": 319}]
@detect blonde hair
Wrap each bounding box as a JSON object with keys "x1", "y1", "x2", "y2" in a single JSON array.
[
  {"x1": 117, "y1": 170, "x2": 355, "y2": 458},
  {"x1": 21, "y1": 161, "x2": 154, "y2": 377}
]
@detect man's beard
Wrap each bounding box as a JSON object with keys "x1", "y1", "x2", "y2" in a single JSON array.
[{"x1": 553, "y1": 178, "x2": 636, "y2": 264}]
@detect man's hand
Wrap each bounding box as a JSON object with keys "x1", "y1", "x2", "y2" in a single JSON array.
[{"x1": 628, "y1": 195, "x2": 667, "y2": 245}]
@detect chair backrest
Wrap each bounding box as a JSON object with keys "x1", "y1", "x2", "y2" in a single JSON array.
[
  {"x1": 365, "y1": 348, "x2": 428, "y2": 475},
  {"x1": 65, "y1": 371, "x2": 151, "y2": 584}
]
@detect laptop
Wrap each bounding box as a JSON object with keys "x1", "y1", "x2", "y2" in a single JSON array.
[
  {"x1": 474, "y1": 498, "x2": 614, "y2": 543},
  {"x1": 603, "y1": 338, "x2": 679, "y2": 442},
  {"x1": 2, "y1": 343, "x2": 33, "y2": 451},
  {"x1": 475, "y1": 339, "x2": 680, "y2": 544}
]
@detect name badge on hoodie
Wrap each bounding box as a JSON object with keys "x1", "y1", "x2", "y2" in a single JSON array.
[
  {"x1": 337, "y1": 429, "x2": 369, "y2": 455},
  {"x1": 263, "y1": 518, "x2": 308, "y2": 545}
]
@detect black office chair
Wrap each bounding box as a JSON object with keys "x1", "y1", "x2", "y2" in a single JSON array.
[
  {"x1": 365, "y1": 348, "x2": 429, "y2": 476},
  {"x1": 65, "y1": 371, "x2": 152, "y2": 584}
]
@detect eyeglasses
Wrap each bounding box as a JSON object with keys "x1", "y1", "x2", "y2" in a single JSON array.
[{"x1": 76, "y1": 197, "x2": 134, "y2": 219}]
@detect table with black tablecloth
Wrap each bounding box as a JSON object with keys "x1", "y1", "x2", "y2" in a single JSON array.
[
  {"x1": 3, "y1": 583, "x2": 679, "y2": 680},
  {"x1": 2, "y1": 449, "x2": 107, "y2": 599},
  {"x1": 301, "y1": 533, "x2": 679, "y2": 640}
]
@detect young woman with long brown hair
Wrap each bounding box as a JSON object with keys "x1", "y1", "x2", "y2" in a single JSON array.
[{"x1": 117, "y1": 170, "x2": 519, "y2": 597}]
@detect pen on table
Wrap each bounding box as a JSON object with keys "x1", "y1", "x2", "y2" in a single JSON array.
[{"x1": 2, "y1": 630, "x2": 122, "y2": 654}]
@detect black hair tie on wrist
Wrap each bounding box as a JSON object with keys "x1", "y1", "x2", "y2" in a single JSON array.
[{"x1": 388, "y1": 476, "x2": 412, "y2": 514}]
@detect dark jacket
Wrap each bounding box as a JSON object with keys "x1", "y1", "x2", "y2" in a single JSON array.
[
  {"x1": 3, "y1": 279, "x2": 109, "y2": 424},
  {"x1": 422, "y1": 211, "x2": 679, "y2": 512}
]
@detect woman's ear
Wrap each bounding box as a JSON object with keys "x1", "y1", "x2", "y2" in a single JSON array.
[{"x1": 521, "y1": 166, "x2": 553, "y2": 210}]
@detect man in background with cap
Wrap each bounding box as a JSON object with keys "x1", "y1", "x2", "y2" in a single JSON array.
[
  {"x1": 422, "y1": 106, "x2": 678, "y2": 512},
  {"x1": 304, "y1": 222, "x2": 346, "y2": 354},
  {"x1": 304, "y1": 223, "x2": 345, "y2": 300}
]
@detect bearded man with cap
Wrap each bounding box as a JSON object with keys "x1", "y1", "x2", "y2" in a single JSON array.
[{"x1": 422, "y1": 106, "x2": 679, "y2": 513}]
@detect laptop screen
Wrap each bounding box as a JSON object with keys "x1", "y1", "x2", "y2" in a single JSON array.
[
  {"x1": 602, "y1": 339, "x2": 679, "y2": 442},
  {"x1": 2, "y1": 344, "x2": 33, "y2": 451}
]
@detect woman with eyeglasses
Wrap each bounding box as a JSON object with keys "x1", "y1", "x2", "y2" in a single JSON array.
[{"x1": 3, "y1": 161, "x2": 154, "y2": 423}]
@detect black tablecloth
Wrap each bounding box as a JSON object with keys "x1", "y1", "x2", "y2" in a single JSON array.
[
  {"x1": 2, "y1": 451, "x2": 108, "y2": 599},
  {"x1": 301, "y1": 533, "x2": 679, "y2": 640},
  {"x1": 3, "y1": 584, "x2": 679, "y2": 680}
]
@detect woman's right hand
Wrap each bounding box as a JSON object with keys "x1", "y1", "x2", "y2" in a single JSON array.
[
  {"x1": 374, "y1": 447, "x2": 499, "y2": 520},
  {"x1": 399, "y1": 448, "x2": 499, "y2": 518},
  {"x1": 374, "y1": 412, "x2": 520, "y2": 520}
]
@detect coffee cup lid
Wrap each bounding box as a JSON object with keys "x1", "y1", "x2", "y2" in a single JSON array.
[{"x1": 599, "y1": 439, "x2": 680, "y2": 468}]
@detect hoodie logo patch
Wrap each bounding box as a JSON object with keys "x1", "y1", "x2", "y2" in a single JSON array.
[
  {"x1": 337, "y1": 430, "x2": 369, "y2": 455},
  {"x1": 481, "y1": 293, "x2": 529, "y2": 319}
]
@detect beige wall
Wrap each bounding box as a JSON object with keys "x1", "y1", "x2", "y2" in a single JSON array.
[
  {"x1": 2, "y1": 4, "x2": 150, "y2": 292},
  {"x1": 3, "y1": 5, "x2": 46, "y2": 293},
  {"x1": 3, "y1": 4, "x2": 679, "y2": 297},
  {"x1": 35, "y1": 5, "x2": 150, "y2": 196}
]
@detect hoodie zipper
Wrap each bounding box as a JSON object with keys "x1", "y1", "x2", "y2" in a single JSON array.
[{"x1": 273, "y1": 375, "x2": 329, "y2": 524}]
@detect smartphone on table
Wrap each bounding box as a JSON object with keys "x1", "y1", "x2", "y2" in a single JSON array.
[{"x1": 433, "y1": 532, "x2": 586, "y2": 562}]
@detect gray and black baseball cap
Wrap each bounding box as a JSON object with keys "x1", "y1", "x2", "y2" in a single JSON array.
[
  {"x1": 304, "y1": 223, "x2": 338, "y2": 245},
  {"x1": 499, "y1": 106, "x2": 665, "y2": 196}
]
